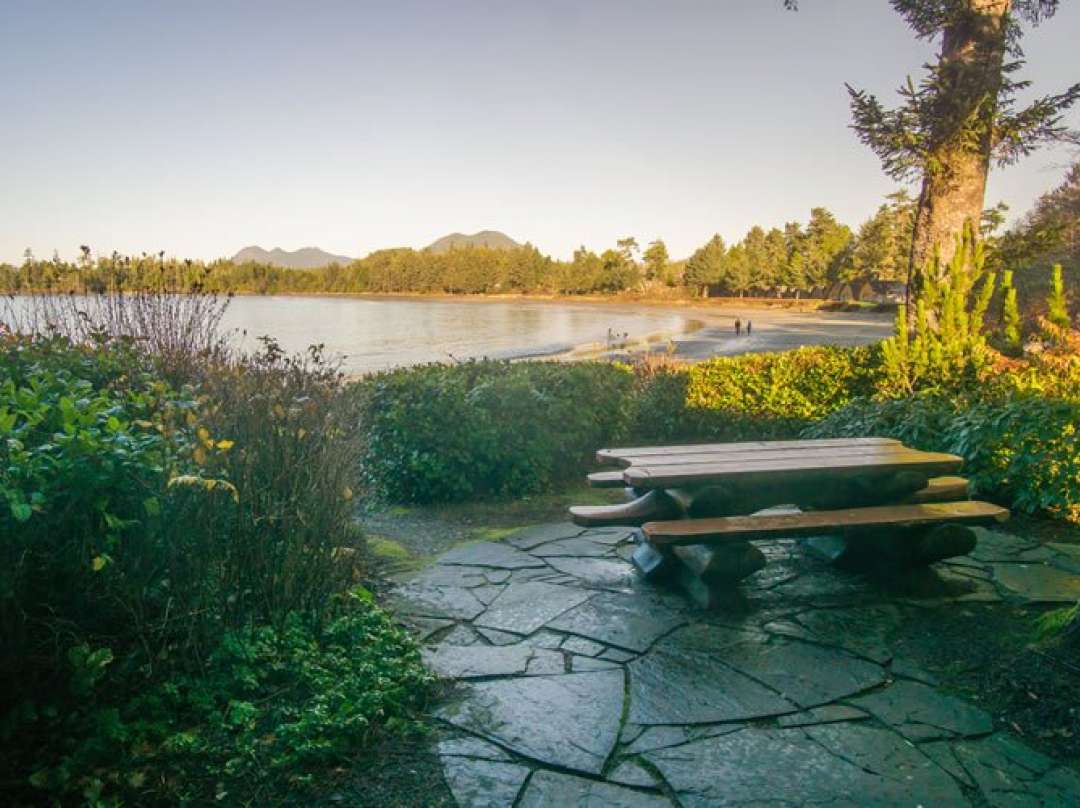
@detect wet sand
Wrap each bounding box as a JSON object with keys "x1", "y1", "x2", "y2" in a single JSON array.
[{"x1": 562, "y1": 304, "x2": 894, "y2": 363}]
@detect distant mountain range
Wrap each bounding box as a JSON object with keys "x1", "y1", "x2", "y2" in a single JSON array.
[
  {"x1": 231, "y1": 246, "x2": 353, "y2": 269},
  {"x1": 424, "y1": 230, "x2": 521, "y2": 253},
  {"x1": 232, "y1": 231, "x2": 521, "y2": 268}
]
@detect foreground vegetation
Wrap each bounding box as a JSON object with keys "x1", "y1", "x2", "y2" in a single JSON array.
[{"x1": 0, "y1": 321, "x2": 432, "y2": 805}]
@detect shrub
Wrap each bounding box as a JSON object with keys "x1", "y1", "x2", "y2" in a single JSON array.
[
  {"x1": 807, "y1": 390, "x2": 1080, "y2": 522},
  {"x1": 683, "y1": 345, "x2": 881, "y2": 438},
  {"x1": 880, "y1": 228, "x2": 996, "y2": 396},
  {"x1": 11, "y1": 591, "x2": 433, "y2": 804},
  {"x1": 1000, "y1": 270, "x2": 1022, "y2": 353},
  {"x1": 1047, "y1": 263, "x2": 1071, "y2": 331},
  {"x1": 355, "y1": 359, "x2": 634, "y2": 502},
  {"x1": 354, "y1": 346, "x2": 882, "y2": 503},
  {"x1": 0, "y1": 328, "x2": 418, "y2": 805}
]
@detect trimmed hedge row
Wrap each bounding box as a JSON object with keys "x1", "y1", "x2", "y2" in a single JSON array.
[
  {"x1": 353, "y1": 346, "x2": 877, "y2": 503},
  {"x1": 353, "y1": 344, "x2": 1078, "y2": 522},
  {"x1": 806, "y1": 390, "x2": 1080, "y2": 522}
]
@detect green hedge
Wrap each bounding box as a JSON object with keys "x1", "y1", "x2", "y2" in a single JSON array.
[
  {"x1": 355, "y1": 360, "x2": 634, "y2": 502},
  {"x1": 354, "y1": 346, "x2": 878, "y2": 503},
  {"x1": 806, "y1": 391, "x2": 1080, "y2": 521}
]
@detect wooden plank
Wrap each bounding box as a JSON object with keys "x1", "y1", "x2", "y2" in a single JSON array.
[
  {"x1": 624, "y1": 450, "x2": 963, "y2": 489},
  {"x1": 587, "y1": 470, "x2": 626, "y2": 488},
  {"x1": 643, "y1": 500, "x2": 1008, "y2": 547},
  {"x1": 607, "y1": 443, "x2": 918, "y2": 469},
  {"x1": 596, "y1": 437, "x2": 900, "y2": 466},
  {"x1": 904, "y1": 476, "x2": 970, "y2": 505}
]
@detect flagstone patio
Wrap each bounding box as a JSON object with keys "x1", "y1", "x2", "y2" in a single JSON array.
[{"x1": 391, "y1": 522, "x2": 1080, "y2": 806}]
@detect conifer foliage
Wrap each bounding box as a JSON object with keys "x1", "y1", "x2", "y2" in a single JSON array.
[{"x1": 881, "y1": 224, "x2": 996, "y2": 394}]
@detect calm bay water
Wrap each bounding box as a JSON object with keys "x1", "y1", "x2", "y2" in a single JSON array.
[{"x1": 221, "y1": 296, "x2": 689, "y2": 375}]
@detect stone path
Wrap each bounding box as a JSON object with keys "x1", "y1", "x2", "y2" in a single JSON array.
[{"x1": 391, "y1": 522, "x2": 1080, "y2": 806}]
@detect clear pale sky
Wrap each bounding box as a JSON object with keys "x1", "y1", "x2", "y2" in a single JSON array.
[{"x1": 1, "y1": 0, "x2": 1077, "y2": 265}]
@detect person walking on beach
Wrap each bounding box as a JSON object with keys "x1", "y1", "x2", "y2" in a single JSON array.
[
  {"x1": 746, "y1": 320, "x2": 752, "y2": 336},
  {"x1": 735, "y1": 318, "x2": 742, "y2": 336}
]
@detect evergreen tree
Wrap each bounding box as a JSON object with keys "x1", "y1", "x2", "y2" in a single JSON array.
[
  {"x1": 838, "y1": 1, "x2": 1079, "y2": 305},
  {"x1": 1047, "y1": 263, "x2": 1071, "y2": 329},
  {"x1": 684, "y1": 234, "x2": 727, "y2": 297},
  {"x1": 880, "y1": 224, "x2": 996, "y2": 395},
  {"x1": 999, "y1": 269, "x2": 1021, "y2": 353},
  {"x1": 642, "y1": 239, "x2": 671, "y2": 284}
]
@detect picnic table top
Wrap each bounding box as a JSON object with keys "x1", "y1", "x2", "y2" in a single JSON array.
[{"x1": 597, "y1": 437, "x2": 963, "y2": 490}]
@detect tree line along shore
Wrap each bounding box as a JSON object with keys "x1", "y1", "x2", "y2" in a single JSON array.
[{"x1": 4, "y1": 161, "x2": 1077, "y2": 307}]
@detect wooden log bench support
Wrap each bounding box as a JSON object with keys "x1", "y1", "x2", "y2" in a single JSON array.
[
  {"x1": 634, "y1": 500, "x2": 1009, "y2": 607},
  {"x1": 573, "y1": 473, "x2": 970, "y2": 528}
]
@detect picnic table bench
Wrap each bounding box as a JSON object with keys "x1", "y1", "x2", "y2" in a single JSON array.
[{"x1": 569, "y1": 437, "x2": 1009, "y2": 608}]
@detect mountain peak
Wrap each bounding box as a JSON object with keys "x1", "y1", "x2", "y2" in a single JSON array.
[
  {"x1": 231, "y1": 245, "x2": 352, "y2": 269},
  {"x1": 425, "y1": 230, "x2": 521, "y2": 253}
]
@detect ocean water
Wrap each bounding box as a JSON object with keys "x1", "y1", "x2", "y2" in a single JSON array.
[{"x1": 219, "y1": 295, "x2": 687, "y2": 375}]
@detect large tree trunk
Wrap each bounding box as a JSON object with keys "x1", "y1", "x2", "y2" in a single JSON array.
[{"x1": 906, "y1": 0, "x2": 1010, "y2": 310}]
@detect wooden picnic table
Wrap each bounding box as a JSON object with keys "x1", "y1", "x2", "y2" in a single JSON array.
[{"x1": 568, "y1": 437, "x2": 1009, "y2": 608}]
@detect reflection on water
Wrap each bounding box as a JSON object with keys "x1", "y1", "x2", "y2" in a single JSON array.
[{"x1": 220, "y1": 296, "x2": 687, "y2": 375}]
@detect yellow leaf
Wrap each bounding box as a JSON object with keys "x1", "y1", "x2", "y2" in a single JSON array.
[
  {"x1": 193, "y1": 446, "x2": 207, "y2": 466},
  {"x1": 197, "y1": 427, "x2": 211, "y2": 446},
  {"x1": 273, "y1": 404, "x2": 286, "y2": 419},
  {"x1": 297, "y1": 428, "x2": 306, "y2": 440},
  {"x1": 92, "y1": 555, "x2": 108, "y2": 572},
  {"x1": 133, "y1": 419, "x2": 154, "y2": 429},
  {"x1": 216, "y1": 439, "x2": 234, "y2": 451},
  {"x1": 342, "y1": 486, "x2": 353, "y2": 501},
  {"x1": 185, "y1": 411, "x2": 197, "y2": 426}
]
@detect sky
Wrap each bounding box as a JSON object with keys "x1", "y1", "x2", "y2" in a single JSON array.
[{"x1": 1, "y1": 0, "x2": 1078, "y2": 265}]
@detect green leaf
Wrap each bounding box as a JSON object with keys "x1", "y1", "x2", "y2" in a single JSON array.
[{"x1": 11, "y1": 502, "x2": 32, "y2": 522}]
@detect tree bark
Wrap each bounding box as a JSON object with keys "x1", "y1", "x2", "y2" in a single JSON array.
[{"x1": 907, "y1": 0, "x2": 1010, "y2": 310}]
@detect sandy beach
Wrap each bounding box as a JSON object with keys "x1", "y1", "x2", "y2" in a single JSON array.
[{"x1": 560, "y1": 303, "x2": 894, "y2": 363}]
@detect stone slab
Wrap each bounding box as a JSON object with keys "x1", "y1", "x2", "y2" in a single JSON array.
[
  {"x1": 440, "y1": 756, "x2": 530, "y2": 808},
  {"x1": 548, "y1": 591, "x2": 688, "y2": 653},
  {"x1": 607, "y1": 759, "x2": 659, "y2": 789},
  {"x1": 949, "y1": 732, "x2": 1080, "y2": 805},
  {"x1": 628, "y1": 626, "x2": 797, "y2": 725},
  {"x1": 776, "y1": 704, "x2": 868, "y2": 728},
  {"x1": 437, "y1": 736, "x2": 512, "y2": 761},
  {"x1": 561, "y1": 635, "x2": 606, "y2": 656},
  {"x1": 717, "y1": 635, "x2": 886, "y2": 709},
  {"x1": 476, "y1": 627, "x2": 523, "y2": 646},
  {"x1": 544, "y1": 556, "x2": 640, "y2": 591},
  {"x1": 408, "y1": 564, "x2": 493, "y2": 589},
  {"x1": 438, "y1": 541, "x2": 547, "y2": 570},
  {"x1": 392, "y1": 584, "x2": 486, "y2": 621},
  {"x1": 518, "y1": 770, "x2": 671, "y2": 807},
  {"x1": 532, "y1": 537, "x2": 619, "y2": 558},
  {"x1": 423, "y1": 645, "x2": 563, "y2": 679},
  {"x1": 850, "y1": 679, "x2": 993, "y2": 742},
  {"x1": 992, "y1": 563, "x2": 1080, "y2": 603},
  {"x1": 475, "y1": 582, "x2": 592, "y2": 635},
  {"x1": 646, "y1": 724, "x2": 964, "y2": 807},
  {"x1": 437, "y1": 670, "x2": 625, "y2": 775},
  {"x1": 505, "y1": 523, "x2": 584, "y2": 550}
]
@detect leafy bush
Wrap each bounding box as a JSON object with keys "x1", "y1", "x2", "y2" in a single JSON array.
[
  {"x1": 806, "y1": 390, "x2": 1080, "y2": 522},
  {"x1": 354, "y1": 346, "x2": 881, "y2": 503},
  {"x1": 355, "y1": 359, "x2": 633, "y2": 502},
  {"x1": 683, "y1": 345, "x2": 881, "y2": 437},
  {"x1": 9, "y1": 591, "x2": 433, "y2": 804},
  {"x1": 0, "y1": 330, "x2": 424, "y2": 804}
]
